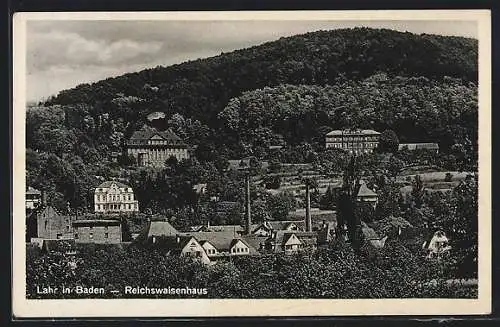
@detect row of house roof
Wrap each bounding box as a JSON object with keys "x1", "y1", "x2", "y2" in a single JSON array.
[{"x1": 136, "y1": 217, "x2": 332, "y2": 264}]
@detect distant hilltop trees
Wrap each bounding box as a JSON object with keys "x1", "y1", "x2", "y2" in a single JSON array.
[{"x1": 45, "y1": 27, "x2": 477, "y2": 125}]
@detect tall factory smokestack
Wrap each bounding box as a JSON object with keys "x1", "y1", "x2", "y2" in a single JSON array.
[
  {"x1": 305, "y1": 183, "x2": 312, "y2": 232},
  {"x1": 245, "y1": 173, "x2": 252, "y2": 235}
]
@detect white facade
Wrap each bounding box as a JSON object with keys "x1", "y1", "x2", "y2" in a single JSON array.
[
  {"x1": 94, "y1": 181, "x2": 139, "y2": 213},
  {"x1": 283, "y1": 234, "x2": 303, "y2": 254},
  {"x1": 230, "y1": 239, "x2": 251, "y2": 256},
  {"x1": 325, "y1": 129, "x2": 381, "y2": 154},
  {"x1": 201, "y1": 241, "x2": 219, "y2": 257},
  {"x1": 26, "y1": 186, "x2": 41, "y2": 209}
]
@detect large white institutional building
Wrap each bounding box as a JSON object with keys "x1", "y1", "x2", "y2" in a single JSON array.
[{"x1": 94, "y1": 181, "x2": 139, "y2": 214}]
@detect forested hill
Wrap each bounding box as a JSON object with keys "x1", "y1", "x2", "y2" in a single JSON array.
[
  {"x1": 27, "y1": 27, "x2": 478, "y2": 212},
  {"x1": 44, "y1": 27, "x2": 477, "y2": 127}
]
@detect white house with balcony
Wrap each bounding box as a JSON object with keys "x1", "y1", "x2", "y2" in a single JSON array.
[{"x1": 94, "y1": 181, "x2": 139, "y2": 213}]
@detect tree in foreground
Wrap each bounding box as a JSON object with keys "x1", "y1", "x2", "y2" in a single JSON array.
[{"x1": 377, "y1": 129, "x2": 400, "y2": 153}]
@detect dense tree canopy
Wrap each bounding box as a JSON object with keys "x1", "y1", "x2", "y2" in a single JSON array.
[
  {"x1": 26, "y1": 237, "x2": 477, "y2": 299},
  {"x1": 218, "y1": 77, "x2": 477, "y2": 156},
  {"x1": 45, "y1": 28, "x2": 477, "y2": 126}
]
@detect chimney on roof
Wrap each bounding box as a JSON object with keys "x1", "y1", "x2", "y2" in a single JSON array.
[
  {"x1": 245, "y1": 173, "x2": 252, "y2": 235},
  {"x1": 41, "y1": 190, "x2": 47, "y2": 207}
]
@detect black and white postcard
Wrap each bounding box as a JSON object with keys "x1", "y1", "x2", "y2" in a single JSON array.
[{"x1": 12, "y1": 10, "x2": 491, "y2": 317}]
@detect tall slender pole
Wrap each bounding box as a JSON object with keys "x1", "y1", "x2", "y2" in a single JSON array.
[
  {"x1": 245, "y1": 172, "x2": 251, "y2": 235},
  {"x1": 305, "y1": 182, "x2": 312, "y2": 232}
]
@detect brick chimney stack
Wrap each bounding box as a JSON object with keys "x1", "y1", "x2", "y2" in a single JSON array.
[
  {"x1": 245, "y1": 173, "x2": 251, "y2": 235},
  {"x1": 305, "y1": 183, "x2": 312, "y2": 232},
  {"x1": 41, "y1": 190, "x2": 47, "y2": 207}
]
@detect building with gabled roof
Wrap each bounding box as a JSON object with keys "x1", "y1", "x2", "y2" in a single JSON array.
[
  {"x1": 26, "y1": 186, "x2": 42, "y2": 210},
  {"x1": 127, "y1": 126, "x2": 189, "y2": 167},
  {"x1": 72, "y1": 219, "x2": 122, "y2": 244},
  {"x1": 325, "y1": 129, "x2": 381, "y2": 154},
  {"x1": 94, "y1": 180, "x2": 139, "y2": 214},
  {"x1": 187, "y1": 231, "x2": 260, "y2": 259},
  {"x1": 135, "y1": 219, "x2": 180, "y2": 243},
  {"x1": 252, "y1": 220, "x2": 304, "y2": 237},
  {"x1": 422, "y1": 230, "x2": 451, "y2": 259},
  {"x1": 399, "y1": 143, "x2": 439, "y2": 153},
  {"x1": 356, "y1": 180, "x2": 378, "y2": 208},
  {"x1": 28, "y1": 205, "x2": 75, "y2": 241},
  {"x1": 146, "y1": 234, "x2": 211, "y2": 265},
  {"x1": 240, "y1": 234, "x2": 268, "y2": 253},
  {"x1": 136, "y1": 221, "x2": 260, "y2": 263},
  {"x1": 265, "y1": 231, "x2": 318, "y2": 254}
]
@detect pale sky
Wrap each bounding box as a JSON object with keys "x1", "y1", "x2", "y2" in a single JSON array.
[{"x1": 26, "y1": 19, "x2": 478, "y2": 103}]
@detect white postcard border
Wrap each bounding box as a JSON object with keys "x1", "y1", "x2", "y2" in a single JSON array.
[{"x1": 12, "y1": 10, "x2": 492, "y2": 318}]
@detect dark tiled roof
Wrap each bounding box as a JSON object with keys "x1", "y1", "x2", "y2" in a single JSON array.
[
  {"x1": 35, "y1": 205, "x2": 63, "y2": 217},
  {"x1": 273, "y1": 231, "x2": 317, "y2": 248},
  {"x1": 136, "y1": 220, "x2": 180, "y2": 242},
  {"x1": 96, "y1": 181, "x2": 131, "y2": 189},
  {"x1": 258, "y1": 220, "x2": 305, "y2": 232},
  {"x1": 186, "y1": 231, "x2": 259, "y2": 254},
  {"x1": 240, "y1": 235, "x2": 267, "y2": 252},
  {"x1": 73, "y1": 219, "x2": 121, "y2": 226},
  {"x1": 187, "y1": 231, "x2": 239, "y2": 251},
  {"x1": 204, "y1": 225, "x2": 244, "y2": 233},
  {"x1": 326, "y1": 129, "x2": 381, "y2": 136},
  {"x1": 129, "y1": 128, "x2": 183, "y2": 143},
  {"x1": 148, "y1": 235, "x2": 196, "y2": 253}
]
